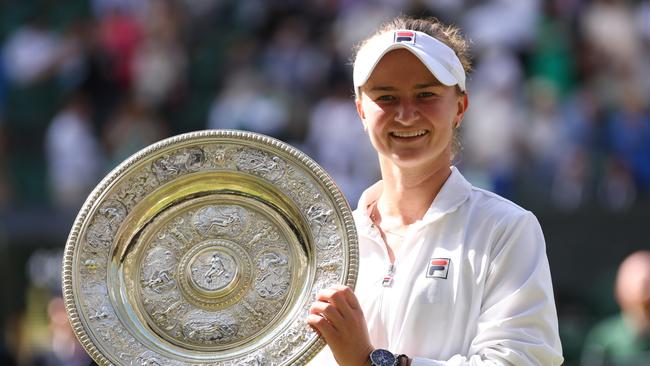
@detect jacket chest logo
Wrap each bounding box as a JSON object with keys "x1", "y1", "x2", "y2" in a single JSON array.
[{"x1": 426, "y1": 258, "x2": 450, "y2": 279}]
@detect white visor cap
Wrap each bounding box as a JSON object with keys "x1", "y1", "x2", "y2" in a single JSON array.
[{"x1": 353, "y1": 30, "x2": 466, "y2": 95}]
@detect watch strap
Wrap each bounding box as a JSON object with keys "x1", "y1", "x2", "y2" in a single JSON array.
[{"x1": 395, "y1": 354, "x2": 408, "y2": 366}]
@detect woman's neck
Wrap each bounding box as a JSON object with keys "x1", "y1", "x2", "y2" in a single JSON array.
[{"x1": 376, "y1": 159, "x2": 452, "y2": 226}]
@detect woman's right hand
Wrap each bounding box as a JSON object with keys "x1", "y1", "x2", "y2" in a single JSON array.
[{"x1": 307, "y1": 285, "x2": 373, "y2": 366}]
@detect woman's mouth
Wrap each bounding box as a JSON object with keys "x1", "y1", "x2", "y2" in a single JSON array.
[{"x1": 390, "y1": 130, "x2": 428, "y2": 138}]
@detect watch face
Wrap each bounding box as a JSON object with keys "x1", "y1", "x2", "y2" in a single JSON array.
[{"x1": 370, "y1": 349, "x2": 396, "y2": 366}]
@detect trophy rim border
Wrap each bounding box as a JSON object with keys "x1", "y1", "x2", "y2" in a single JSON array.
[{"x1": 61, "y1": 129, "x2": 359, "y2": 365}]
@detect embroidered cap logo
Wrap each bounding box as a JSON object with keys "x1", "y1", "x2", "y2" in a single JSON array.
[{"x1": 394, "y1": 31, "x2": 416, "y2": 44}]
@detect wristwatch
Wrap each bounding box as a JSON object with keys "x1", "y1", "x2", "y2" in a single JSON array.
[{"x1": 369, "y1": 349, "x2": 407, "y2": 366}]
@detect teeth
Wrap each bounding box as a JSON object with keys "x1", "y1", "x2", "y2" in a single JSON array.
[{"x1": 391, "y1": 130, "x2": 427, "y2": 138}]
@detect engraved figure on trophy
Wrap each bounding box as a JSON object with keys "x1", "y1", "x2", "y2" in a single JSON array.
[
  {"x1": 255, "y1": 251, "x2": 290, "y2": 299},
  {"x1": 306, "y1": 203, "x2": 333, "y2": 228},
  {"x1": 246, "y1": 221, "x2": 281, "y2": 251},
  {"x1": 141, "y1": 247, "x2": 176, "y2": 294},
  {"x1": 183, "y1": 147, "x2": 205, "y2": 171},
  {"x1": 94, "y1": 325, "x2": 140, "y2": 364},
  {"x1": 240, "y1": 352, "x2": 267, "y2": 366},
  {"x1": 317, "y1": 258, "x2": 341, "y2": 273},
  {"x1": 144, "y1": 270, "x2": 174, "y2": 293},
  {"x1": 235, "y1": 149, "x2": 285, "y2": 182},
  {"x1": 168, "y1": 219, "x2": 194, "y2": 250},
  {"x1": 306, "y1": 202, "x2": 335, "y2": 246},
  {"x1": 182, "y1": 314, "x2": 240, "y2": 344},
  {"x1": 205, "y1": 253, "x2": 226, "y2": 282},
  {"x1": 115, "y1": 171, "x2": 159, "y2": 210},
  {"x1": 149, "y1": 296, "x2": 188, "y2": 332},
  {"x1": 212, "y1": 146, "x2": 236, "y2": 167},
  {"x1": 315, "y1": 229, "x2": 342, "y2": 251},
  {"x1": 192, "y1": 205, "x2": 246, "y2": 238},
  {"x1": 134, "y1": 353, "x2": 163, "y2": 366},
  {"x1": 153, "y1": 154, "x2": 181, "y2": 180},
  {"x1": 83, "y1": 282, "x2": 112, "y2": 322},
  {"x1": 189, "y1": 250, "x2": 237, "y2": 292},
  {"x1": 283, "y1": 170, "x2": 317, "y2": 203},
  {"x1": 86, "y1": 200, "x2": 127, "y2": 248},
  {"x1": 237, "y1": 298, "x2": 267, "y2": 329},
  {"x1": 274, "y1": 323, "x2": 309, "y2": 356},
  {"x1": 152, "y1": 148, "x2": 206, "y2": 182}
]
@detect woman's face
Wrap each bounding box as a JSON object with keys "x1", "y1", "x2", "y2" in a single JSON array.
[{"x1": 356, "y1": 49, "x2": 468, "y2": 171}]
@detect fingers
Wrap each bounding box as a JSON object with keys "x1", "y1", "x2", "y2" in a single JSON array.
[
  {"x1": 306, "y1": 313, "x2": 335, "y2": 339},
  {"x1": 307, "y1": 285, "x2": 361, "y2": 339},
  {"x1": 310, "y1": 300, "x2": 345, "y2": 329},
  {"x1": 315, "y1": 285, "x2": 360, "y2": 313},
  {"x1": 335, "y1": 284, "x2": 362, "y2": 310},
  {"x1": 307, "y1": 285, "x2": 373, "y2": 366}
]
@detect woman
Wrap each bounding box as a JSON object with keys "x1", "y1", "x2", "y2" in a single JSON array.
[{"x1": 306, "y1": 16, "x2": 563, "y2": 366}]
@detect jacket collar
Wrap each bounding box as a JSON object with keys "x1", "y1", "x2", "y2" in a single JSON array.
[{"x1": 354, "y1": 166, "x2": 471, "y2": 234}]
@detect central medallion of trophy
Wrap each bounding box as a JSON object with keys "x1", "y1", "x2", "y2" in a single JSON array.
[
  {"x1": 189, "y1": 249, "x2": 238, "y2": 293},
  {"x1": 177, "y1": 238, "x2": 253, "y2": 310},
  {"x1": 124, "y1": 196, "x2": 299, "y2": 351}
]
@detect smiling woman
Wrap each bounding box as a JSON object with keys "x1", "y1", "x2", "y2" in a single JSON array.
[
  {"x1": 307, "y1": 16, "x2": 564, "y2": 366},
  {"x1": 356, "y1": 49, "x2": 466, "y2": 173}
]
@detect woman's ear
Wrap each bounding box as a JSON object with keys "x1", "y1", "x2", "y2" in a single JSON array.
[
  {"x1": 454, "y1": 93, "x2": 469, "y2": 128},
  {"x1": 356, "y1": 97, "x2": 368, "y2": 131}
]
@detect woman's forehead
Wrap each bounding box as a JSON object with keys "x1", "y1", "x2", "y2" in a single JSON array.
[{"x1": 366, "y1": 50, "x2": 435, "y2": 81}]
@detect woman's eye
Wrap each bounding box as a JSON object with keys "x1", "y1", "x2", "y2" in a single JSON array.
[
  {"x1": 376, "y1": 95, "x2": 396, "y2": 102},
  {"x1": 418, "y1": 92, "x2": 436, "y2": 98}
]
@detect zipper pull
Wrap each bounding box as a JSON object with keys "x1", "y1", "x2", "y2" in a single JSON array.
[{"x1": 382, "y1": 263, "x2": 395, "y2": 287}]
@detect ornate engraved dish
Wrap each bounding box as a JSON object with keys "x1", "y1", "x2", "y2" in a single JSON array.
[{"x1": 62, "y1": 130, "x2": 358, "y2": 365}]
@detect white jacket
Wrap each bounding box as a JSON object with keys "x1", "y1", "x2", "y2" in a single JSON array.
[{"x1": 309, "y1": 167, "x2": 563, "y2": 365}]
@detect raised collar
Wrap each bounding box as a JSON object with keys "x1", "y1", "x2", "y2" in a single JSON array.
[{"x1": 353, "y1": 166, "x2": 472, "y2": 234}]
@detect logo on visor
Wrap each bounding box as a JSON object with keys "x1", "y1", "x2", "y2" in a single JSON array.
[
  {"x1": 426, "y1": 258, "x2": 450, "y2": 279},
  {"x1": 394, "y1": 31, "x2": 416, "y2": 44}
]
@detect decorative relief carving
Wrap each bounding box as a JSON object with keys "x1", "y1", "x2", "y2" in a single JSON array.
[
  {"x1": 192, "y1": 205, "x2": 246, "y2": 238},
  {"x1": 115, "y1": 170, "x2": 159, "y2": 211},
  {"x1": 235, "y1": 148, "x2": 286, "y2": 182},
  {"x1": 255, "y1": 251, "x2": 290, "y2": 300},
  {"x1": 131, "y1": 202, "x2": 296, "y2": 350},
  {"x1": 271, "y1": 321, "x2": 311, "y2": 358},
  {"x1": 134, "y1": 354, "x2": 163, "y2": 366},
  {"x1": 81, "y1": 282, "x2": 112, "y2": 322},
  {"x1": 317, "y1": 258, "x2": 342, "y2": 273},
  {"x1": 181, "y1": 312, "x2": 240, "y2": 344},
  {"x1": 315, "y1": 226, "x2": 342, "y2": 251},
  {"x1": 307, "y1": 203, "x2": 333, "y2": 229},
  {"x1": 94, "y1": 322, "x2": 154, "y2": 366},
  {"x1": 208, "y1": 145, "x2": 237, "y2": 169},
  {"x1": 140, "y1": 246, "x2": 177, "y2": 294},
  {"x1": 152, "y1": 147, "x2": 205, "y2": 182},
  {"x1": 280, "y1": 168, "x2": 319, "y2": 205},
  {"x1": 245, "y1": 221, "x2": 281, "y2": 250},
  {"x1": 148, "y1": 294, "x2": 187, "y2": 333},
  {"x1": 86, "y1": 200, "x2": 127, "y2": 248},
  {"x1": 190, "y1": 250, "x2": 237, "y2": 292}
]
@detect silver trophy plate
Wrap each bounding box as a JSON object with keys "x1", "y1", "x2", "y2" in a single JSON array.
[{"x1": 62, "y1": 130, "x2": 358, "y2": 365}]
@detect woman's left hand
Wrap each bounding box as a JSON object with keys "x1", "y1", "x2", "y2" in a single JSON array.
[{"x1": 306, "y1": 284, "x2": 373, "y2": 366}]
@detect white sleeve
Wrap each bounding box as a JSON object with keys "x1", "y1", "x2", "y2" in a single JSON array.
[{"x1": 411, "y1": 212, "x2": 564, "y2": 366}]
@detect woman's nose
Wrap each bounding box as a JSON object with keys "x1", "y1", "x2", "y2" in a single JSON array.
[{"x1": 395, "y1": 100, "x2": 418, "y2": 124}]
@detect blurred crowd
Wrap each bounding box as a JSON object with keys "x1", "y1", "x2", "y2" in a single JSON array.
[
  {"x1": 0, "y1": 0, "x2": 648, "y2": 212},
  {"x1": 0, "y1": 0, "x2": 649, "y2": 365}
]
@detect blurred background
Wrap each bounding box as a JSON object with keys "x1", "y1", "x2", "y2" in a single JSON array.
[{"x1": 0, "y1": 0, "x2": 648, "y2": 365}]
